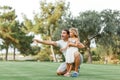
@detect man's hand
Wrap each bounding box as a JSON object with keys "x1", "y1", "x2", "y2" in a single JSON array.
[{"x1": 33, "y1": 39, "x2": 42, "y2": 43}]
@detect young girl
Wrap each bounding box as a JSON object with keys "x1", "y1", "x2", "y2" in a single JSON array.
[{"x1": 60, "y1": 28, "x2": 80, "y2": 77}]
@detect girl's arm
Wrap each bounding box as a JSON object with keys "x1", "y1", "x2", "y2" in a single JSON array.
[
  {"x1": 69, "y1": 38, "x2": 85, "y2": 48},
  {"x1": 68, "y1": 38, "x2": 79, "y2": 47},
  {"x1": 77, "y1": 42, "x2": 85, "y2": 48}
]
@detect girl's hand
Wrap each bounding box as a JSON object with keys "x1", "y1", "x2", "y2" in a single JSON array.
[
  {"x1": 60, "y1": 48, "x2": 67, "y2": 52},
  {"x1": 67, "y1": 42, "x2": 72, "y2": 46}
]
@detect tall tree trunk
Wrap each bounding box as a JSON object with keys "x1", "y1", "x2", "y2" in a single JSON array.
[
  {"x1": 48, "y1": 37, "x2": 57, "y2": 62},
  {"x1": 13, "y1": 47, "x2": 16, "y2": 61},
  {"x1": 87, "y1": 47, "x2": 92, "y2": 63},
  {"x1": 5, "y1": 47, "x2": 8, "y2": 61},
  {"x1": 86, "y1": 39, "x2": 92, "y2": 63}
]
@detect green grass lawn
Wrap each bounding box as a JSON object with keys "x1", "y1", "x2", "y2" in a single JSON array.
[{"x1": 0, "y1": 62, "x2": 119, "y2": 80}]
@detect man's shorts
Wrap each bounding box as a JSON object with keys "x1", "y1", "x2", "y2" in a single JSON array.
[{"x1": 57, "y1": 54, "x2": 83, "y2": 72}]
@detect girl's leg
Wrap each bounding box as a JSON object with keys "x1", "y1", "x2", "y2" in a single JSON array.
[
  {"x1": 64, "y1": 63, "x2": 71, "y2": 77},
  {"x1": 66, "y1": 63, "x2": 69, "y2": 73},
  {"x1": 68, "y1": 63, "x2": 73, "y2": 73}
]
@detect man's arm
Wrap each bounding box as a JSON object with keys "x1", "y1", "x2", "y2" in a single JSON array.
[{"x1": 33, "y1": 39, "x2": 57, "y2": 46}]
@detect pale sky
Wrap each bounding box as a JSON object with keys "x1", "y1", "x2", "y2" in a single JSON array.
[{"x1": 0, "y1": 0, "x2": 120, "y2": 21}]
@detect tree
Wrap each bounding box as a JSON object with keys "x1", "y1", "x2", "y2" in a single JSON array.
[
  {"x1": 33, "y1": 1, "x2": 65, "y2": 62},
  {"x1": 0, "y1": 6, "x2": 18, "y2": 60},
  {"x1": 53, "y1": 9, "x2": 102, "y2": 63},
  {"x1": 73, "y1": 11, "x2": 101, "y2": 63},
  {"x1": 52, "y1": 2, "x2": 73, "y2": 40},
  {"x1": 98, "y1": 9, "x2": 120, "y2": 56}
]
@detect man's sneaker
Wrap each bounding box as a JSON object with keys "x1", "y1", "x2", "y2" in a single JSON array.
[{"x1": 71, "y1": 71, "x2": 79, "y2": 77}]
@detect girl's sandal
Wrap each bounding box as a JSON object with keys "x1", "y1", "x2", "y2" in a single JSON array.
[{"x1": 64, "y1": 73, "x2": 70, "y2": 77}]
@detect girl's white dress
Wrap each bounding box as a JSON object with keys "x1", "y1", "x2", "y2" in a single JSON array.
[{"x1": 65, "y1": 39, "x2": 78, "y2": 63}]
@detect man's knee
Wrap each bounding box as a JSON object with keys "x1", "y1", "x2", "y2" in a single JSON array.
[
  {"x1": 56, "y1": 71, "x2": 66, "y2": 75},
  {"x1": 74, "y1": 52, "x2": 80, "y2": 62},
  {"x1": 74, "y1": 52, "x2": 83, "y2": 64},
  {"x1": 56, "y1": 71, "x2": 61, "y2": 75},
  {"x1": 74, "y1": 52, "x2": 80, "y2": 58}
]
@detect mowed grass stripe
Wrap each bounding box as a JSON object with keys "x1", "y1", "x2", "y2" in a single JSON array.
[
  {"x1": 0, "y1": 62, "x2": 119, "y2": 80},
  {"x1": 0, "y1": 62, "x2": 57, "y2": 75},
  {"x1": 80, "y1": 64, "x2": 120, "y2": 80},
  {"x1": 0, "y1": 62, "x2": 62, "y2": 80}
]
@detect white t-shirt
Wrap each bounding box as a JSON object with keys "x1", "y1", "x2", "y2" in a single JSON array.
[{"x1": 56, "y1": 40, "x2": 68, "y2": 57}]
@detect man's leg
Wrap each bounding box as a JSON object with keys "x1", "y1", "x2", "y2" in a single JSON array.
[
  {"x1": 71, "y1": 52, "x2": 83, "y2": 77},
  {"x1": 74, "y1": 52, "x2": 81, "y2": 72},
  {"x1": 56, "y1": 62, "x2": 67, "y2": 75}
]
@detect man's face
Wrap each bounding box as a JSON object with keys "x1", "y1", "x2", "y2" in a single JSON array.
[{"x1": 61, "y1": 30, "x2": 69, "y2": 40}]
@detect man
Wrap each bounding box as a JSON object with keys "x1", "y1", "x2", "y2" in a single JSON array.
[{"x1": 34, "y1": 29, "x2": 85, "y2": 77}]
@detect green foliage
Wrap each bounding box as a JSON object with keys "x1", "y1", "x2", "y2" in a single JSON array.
[
  {"x1": 32, "y1": 1, "x2": 66, "y2": 62},
  {"x1": 17, "y1": 35, "x2": 33, "y2": 55},
  {"x1": 53, "y1": 9, "x2": 120, "y2": 63},
  {"x1": 33, "y1": 0, "x2": 65, "y2": 36},
  {"x1": 0, "y1": 3, "x2": 120, "y2": 62},
  {"x1": 31, "y1": 46, "x2": 41, "y2": 55},
  {"x1": 35, "y1": 47, "x2": 51, "y2": 61},
  {"x1": 0, "y1": 6, "x2": 39, "y2": 60},
  {"x1": 22, "y1": 16, "x2": 34, "y2": 33},
  {"x1": 99, "y1": 9, "x2": 120, "y2": 46},
  {"x1": 0, "y1": 6, "x2": 19, "y2": 60},
  {"x1": 97, "y1": 9, "x2": 120, "y2": 57},
  {"x1": 77, "y1": 11, "x2": 101, "y2": 42}
]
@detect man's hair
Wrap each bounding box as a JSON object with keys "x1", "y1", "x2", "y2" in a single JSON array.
[{"x1": 63, "y1": 29, "x2": 70, "y2": 35}]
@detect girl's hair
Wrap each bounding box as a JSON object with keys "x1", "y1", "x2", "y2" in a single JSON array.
[{"x1": 69, "y1": 28, "x2": 80, "y2": 39}]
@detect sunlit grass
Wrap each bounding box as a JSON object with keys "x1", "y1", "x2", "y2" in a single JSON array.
[{"x1": 0, "y1": 62, "x2": 119, "y2": 80}]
